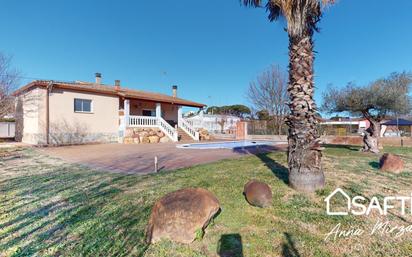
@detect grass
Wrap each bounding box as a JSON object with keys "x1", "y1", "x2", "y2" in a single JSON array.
[{"x1": 1, "y1": 145, "x2": 412, "y2": 256}]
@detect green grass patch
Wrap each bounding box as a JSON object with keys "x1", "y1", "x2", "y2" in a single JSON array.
[{"x1": 1, "y1": 145, "x2": 412, "y2": 256}]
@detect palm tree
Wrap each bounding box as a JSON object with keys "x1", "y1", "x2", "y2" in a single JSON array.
[{"x1": 242, "y1": 0, "x2": 334, "y2": 192}]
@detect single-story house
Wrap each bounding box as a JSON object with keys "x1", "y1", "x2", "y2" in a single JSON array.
[
  {"x1": 13, "y1": 73, "x2": 205, "y2": 145},
  {"x1": 319, "y1": 117, "x2": 369, "y2": 136},
  {"x1": 381, "y1": 118, "x2": 412, "y2": 137}
]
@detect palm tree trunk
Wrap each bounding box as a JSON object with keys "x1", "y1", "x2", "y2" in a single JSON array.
[{"x1": 285, "y1": 35, "x2": 325, "y2": 192}]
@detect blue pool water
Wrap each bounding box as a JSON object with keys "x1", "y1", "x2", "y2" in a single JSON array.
[{"x1": 176, "y1": 140, "x2": 278, "y2": 149}]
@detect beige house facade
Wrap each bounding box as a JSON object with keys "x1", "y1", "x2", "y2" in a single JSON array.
[{"x1": 14, "y1": 75, "x2": 205, "y2": 145}]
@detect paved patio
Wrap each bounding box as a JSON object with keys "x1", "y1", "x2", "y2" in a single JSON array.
[{"x1": 41, "y1": 142, "x2": 287, "y2": 174}]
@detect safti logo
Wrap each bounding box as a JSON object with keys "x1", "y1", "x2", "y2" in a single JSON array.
[{"x1": 325, "y1": 188, "x2": 412, "y2": 216}]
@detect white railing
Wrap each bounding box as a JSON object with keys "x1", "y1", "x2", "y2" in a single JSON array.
[
  {"x1": 158, "y1": 117, "x2": 178, "y2": 142},
  {"x1": 128, "y1": 116, "x2": 157, "y2": 127},
  {"x1": 126, "y1": 116, "x2": 178, "y2": 142},
  {"x1": 179, "y1": 117, "x2": 200, "y2": 141},
  {"x1": 186, "y1": 119, "x2": 194, "y2": 126}
]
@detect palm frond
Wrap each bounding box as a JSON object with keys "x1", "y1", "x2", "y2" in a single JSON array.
[
  {"x1": 241, "y1": 0, "x2": 263, "y2": 7},
  {"x1": 242, "y1": 0, "x2": 336, "y2": 37}
]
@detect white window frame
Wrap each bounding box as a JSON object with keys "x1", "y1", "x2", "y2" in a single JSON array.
[{"x1": 74, "y1": 98, "x2": 93, "y2": 113}]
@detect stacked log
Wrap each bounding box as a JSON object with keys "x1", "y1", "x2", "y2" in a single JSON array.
[{"x1": 198, "y1": 128, "x2": 212, "y2": 141}]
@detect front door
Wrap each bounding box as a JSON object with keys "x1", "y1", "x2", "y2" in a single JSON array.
[{"x1": 142, "y1": 109, "x2": 156, "y2": 117}]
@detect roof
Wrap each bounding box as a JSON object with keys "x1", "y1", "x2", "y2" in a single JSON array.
[
  {"x1": 320, "y1": 120, "x2": 360, "y2": 125},
  {"x1": 382, "y1": 118, "x2": 412, "y2": 126},
  {"x1": 187, "y1": 114, "x2": 241, "y2": 120},
  {"x1": 13, "y1": 80, "x2": 206, "y2": 108},
  {"x1": 320, "y1": 117, "x2": 365, "y2": 122}
]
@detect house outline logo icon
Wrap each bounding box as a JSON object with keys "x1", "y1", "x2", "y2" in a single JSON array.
[{"x1": 324, "y1": 188, "x2": 350, "y2": 216}]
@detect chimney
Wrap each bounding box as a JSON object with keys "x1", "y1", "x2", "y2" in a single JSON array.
[
  {"x1": 95, "y1": 72, "x2": 102, "y2": 84},
  {"x1": 115, "y1": 80, "x2": 121, "y2": 90},
  {"x1": 172, "y1": 85, "x2": 178, "y2": 98}
]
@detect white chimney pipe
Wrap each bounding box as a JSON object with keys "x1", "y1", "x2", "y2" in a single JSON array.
[
  {"x1": 172, "y1": 85, "x2": 177, "y2": 98},
  {"x1": 95, "y1": 73, "x2": 102, "y2": 84},
  {"x1": 115, "y1": 80, "x2": 121, "y2": 90}
]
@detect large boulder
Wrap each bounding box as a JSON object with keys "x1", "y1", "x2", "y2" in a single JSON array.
[
  {"x1": 243, "y1": 180, "x2": 272, "y2": 208},
  {"x1": 146, "y1": 188, "x2": 220, "y2": 244},
  {"x1": 148, "y1": 136, "x2": 160, "y2": 143},
  {"x1": 379, "y1": 153, "x2": 404, "y2": 173},
  {"x1": 123, "y1": 138, "x2": 134, "y2": 144},
  {"x1": 198, "y1": 128, "x2": 211, "y2": 141},
  {"x1": 159, "y1": 136, "x2": 170, "y2": 143},
  {"x1": 139, "y1": 131, "x2": 149, "y2": 138},
  {"x1": 125, "y1": 128, "x2": 134, "y2": 137},
  {"x1": 141, "y1": 136, "x2": 150, "y2": 144}
]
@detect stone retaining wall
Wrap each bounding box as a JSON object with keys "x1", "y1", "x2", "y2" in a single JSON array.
[{"x1": 123, "y1": 127, "x2": 171, "y2": 144}]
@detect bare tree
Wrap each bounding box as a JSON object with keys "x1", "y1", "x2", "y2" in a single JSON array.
[
  {"x1": 247, "y1": 64, "x2": 289, "y2": 135},
  {"x1": 216, "y1": 117, "x2": 227, "y2": 133},
  {"x1": 0, "y1": 53, "x2": 20, "y2": 118},
  {"x1": 322, "y1": 72, "x2": 412, "y2": 153}
]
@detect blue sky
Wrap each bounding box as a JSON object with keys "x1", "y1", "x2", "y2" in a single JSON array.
[{"x1": 1, "y1": 0, "x2": 411, "y2": 113}]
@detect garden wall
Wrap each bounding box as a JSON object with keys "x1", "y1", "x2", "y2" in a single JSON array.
[
  {"x1": 321, "y1": 136, "x2": 412, "y2": 147},
  {"x1": 243, "y1": 133, "x2": 412, "y2": 147}
]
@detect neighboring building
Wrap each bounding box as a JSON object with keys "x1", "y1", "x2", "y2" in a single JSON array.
[
  {"x1": 381, "y1": 119, "x2": 412, "y2": 137},
  {"x1": 319, "y1": 117, "x2": 369, "y2": 136},
  {"x1": 320, "y1": 117, "x2": 412, "y2": 137},
  {"x1": 13, "y1": 73, "x2": 205, "y2": 145},
  {"x1": 186, "y1": 113, "x2": 241, "y2": 134}
]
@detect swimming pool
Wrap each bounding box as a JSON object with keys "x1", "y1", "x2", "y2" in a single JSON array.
[{"x1": 176, "y1": 140, "x2": 279, "y2": 150}]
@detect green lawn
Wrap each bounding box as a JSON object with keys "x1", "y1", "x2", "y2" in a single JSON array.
[{"x1": 1, "y1": 145, "x2": 412, "y2": 256}]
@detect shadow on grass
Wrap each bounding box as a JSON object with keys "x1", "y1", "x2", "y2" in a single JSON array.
[
  {"x1": 324, "y1": 144, "x2": 360, "y2": 152},
  {"x1": 0, "y1": 164, "x2": 151, "y2": 256},
  {"x1": 232, "y1": 146, "x2": 289, "y2": 185},
  {"x1": 282, "y1": 233, "x2": 300, "y2": 257},
  {"x1": 369, "y1": 161, "x2": 380, "y2": 169},
  {"x1": 217, "y1": 233, "x2": 243, "y2": 257},
  {"x1": 257, "y1": 153, "x2": 289, "y2": 184}
]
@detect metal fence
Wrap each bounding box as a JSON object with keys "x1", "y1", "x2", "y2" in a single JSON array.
[
  {"x1": 0, "y1": 122, "x2": 15, "y2": 138},
  {"x1": 246, "y1": 121, "x2": 364, "y2": 137},
  {"x1": 246, "y1": 120, "x2": 288, "y2": 135},
  {"x1": 318, "y1": 124, "x2": 361, "y2": 137}
]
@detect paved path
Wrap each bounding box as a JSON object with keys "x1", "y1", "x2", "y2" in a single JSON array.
[{"x1": 41, "y1": 142, "x2": 287, "y2": 174}]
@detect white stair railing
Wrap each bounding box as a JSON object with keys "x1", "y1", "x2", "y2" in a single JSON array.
[
  {"x1": 179, "y1": 118, "x2": 200, "y2": 141},
  {"x1": 157, "y1": 117, "x2": 178, "y2": 142}
]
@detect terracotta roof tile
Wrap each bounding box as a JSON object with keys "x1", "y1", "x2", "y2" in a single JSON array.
[{"x1": 13, "y1": 80, "x2": 206, "y2": 108}]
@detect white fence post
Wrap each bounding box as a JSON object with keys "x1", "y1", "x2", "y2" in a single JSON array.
[
  {"x1": 124, "y1": 99, "x2": 130, "y2": 127},
  {"x1": 156, "y1": 103, "x2": 161, "y2": 118},
  {"x1": 119, "y1": 99, "x2": 130, "y2": 143}
]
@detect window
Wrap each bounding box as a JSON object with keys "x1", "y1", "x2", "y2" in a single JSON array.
[
  {"x1": 142, "y1": 109, "x2": 156, "y2": 117},
  {"x1": 74, "y1": 99, "x2": 92, "y2": 113}
]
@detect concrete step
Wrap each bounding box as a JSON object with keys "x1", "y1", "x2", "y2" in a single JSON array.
[{"x1": 177, "y1": 128, "x2": 194, "y2": 141}]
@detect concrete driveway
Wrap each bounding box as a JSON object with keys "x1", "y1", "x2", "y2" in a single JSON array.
[{"x1": 41, "y1": 142, "x2": 287, "y2": 174}]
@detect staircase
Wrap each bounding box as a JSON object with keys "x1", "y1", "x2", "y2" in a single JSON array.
[{"x1": 177, "y1": 128, "x2": 195, "y2": 142}]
